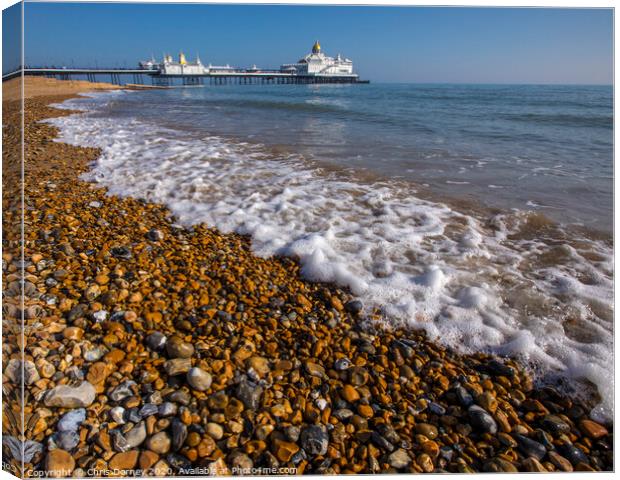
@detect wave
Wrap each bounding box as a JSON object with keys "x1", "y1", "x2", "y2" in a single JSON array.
[{"x1": 46, "y1": 91, "x2": 614, "y2": 422}]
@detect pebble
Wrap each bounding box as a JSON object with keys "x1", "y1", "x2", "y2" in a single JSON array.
[
  {"x1": 139, "y1": 403, "x2": 159, "y2": 418},
  {"x1": 186, "y1": 367, "x2": 212, "y2": 391},
  {"x1": 334, "y1": 358, "x2": 352, "y2": 371},
  {"x1": 139, "y1": 451, "x2": 160, "y2": 471},
  {"x1": 159, "y1": 402, "x2": 178, "y2": 417},
  {"x1": 300, "y1": 425, "x2": 329, "y2": 456},
  {"x1": 247, "y1": 356, "x2": 270, "y2": 378},
  {"x1": 415, "y1": 423, "x2": 439, "y2": 440},
  {"x1": 109, "y1": 406, "x2": 126, "y2": 424},
  {"x1": 83, "y1": 345, "x2": 108, "y2": 362},
  {"x1": 206, "y1": 422, "x2": 224, "y2": 440},
  {"x1": 44, "y1": 382, "x2": 96, "y2": 408},
  {"x1": 109, "y1": 450, "x2": 139, "y2": 471},
  {"x1": 579, "y1": 419, "x2": 608, "y2": 439},
  {"x1": 109, "y1": 381, "x2": 136, "y2": 402},
  {"x1": 455, "y1": 385, "x2": 474, "y2": 407},
  {"x1": 92, "y1": 310, "x2": 108, "y2": 322},
  {"x1": 468, "y1": 405, "x2": 498, "y2": 434},
  {"x1": 146, "y1": 228, "x2": 164, "y2": 241},
  {"x1": 171, "y1": 418, "x2": 188, "y2": 451},
  {"x1": 54, "y1": 431, "x2": 79, "y2": 451},
  {"x1": 342, "y1": 384, "x2": 360, "y2": 403},
  {"x1": 548, "y1": 451, "x2": 574, "y2": 472},
  {"x1": 146, "y1": 331, "x2": 167, "y2": 351},
  {"x1": 388, "y1": 448, "x2": 411, "y2": 469},
  {"x1": 45, "y1": 449, "x2": 75, "y2": 478},
  {"x1": 164, "y1": 358, "x2": 192, "y2": 376},
  {"x1": 124, "y1": 421, "x2": 147, "y2": 449},
  {"x1": 166, "y1": 336, "x2": 195, "y2": 359},
  {"x1": 236, "y1": 378, "x2": 263, "y2": 410},
  {"x1": 522, "y1": 457, "x2": 547, "y2": 472},
  {"x1": 514, "y1": 434, "x2": 547, "y2": 460},
  {"x1": 4, "y1": 359, "x2": 40, "y2": 385},
  {"x1": 146, "y1": 432, "x2": 172, "y2": 455},
  {"x1": 344, "y1": 300, "x2": 363, "y2": 315},
  {"x1": 557, "y1": 442, "x2": 589, "y2": 466},
  {"x1": 230, "y1": 452, "x2": 253, "y2": 473},
  {"x1": 275, "y1": 441, "x2": 300, "y2": 462},
  {"x1": 56, "y1": 409, "x2": 85, "y2": 432}
]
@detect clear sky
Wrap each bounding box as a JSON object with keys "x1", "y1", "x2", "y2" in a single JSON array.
[
  {"x1": 2, "y1": 2, "x2": 21, "y2": 74},
  {"x1": 17, "y1": 2, "x2": 614, "y2": 84}
]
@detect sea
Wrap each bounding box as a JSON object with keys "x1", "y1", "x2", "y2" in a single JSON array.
[{"x1": 47, "y1": 83, "x2": 614, "y2": 421}]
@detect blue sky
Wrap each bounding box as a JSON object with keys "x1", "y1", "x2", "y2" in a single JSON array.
[
  {"x1": 2, "y1": 1, "x2": 20, "y2": 74},
  {"x1": 14, "y1": 2, "x2": 614, "y2": 84}
]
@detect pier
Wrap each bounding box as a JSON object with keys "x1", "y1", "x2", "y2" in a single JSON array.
[
  {"x1": 2, "y1": 67, "x2": 368, "y2": 85},
  {"x1": 3, "y1": 43, "x2": 370, "y2": 85}
]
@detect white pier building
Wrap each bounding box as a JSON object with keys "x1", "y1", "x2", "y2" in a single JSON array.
[
  {"x1": 280, "y1": 41, "x2": 355, "y2": 77},
  {"x1": 136, "y1": 43, "x2": 365, "y2": 84},
  {"x1": 158, "y1": 53, "x2": 208, "y2": 75}
]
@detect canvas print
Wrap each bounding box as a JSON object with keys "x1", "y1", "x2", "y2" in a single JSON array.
[{"x1": 2, "y1": 1, "x2": 614, "y2": 477}]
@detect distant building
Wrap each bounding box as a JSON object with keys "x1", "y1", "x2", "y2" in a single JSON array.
[
  {"x1": 140, "y1": 52, "x2": 209, "y2": 75},
  {"x1": 137, "y1": 42, "x2": 359, "y2": 80},
  {"x1": 280, "y1": 41, "x2": 355, "y2": 77}
]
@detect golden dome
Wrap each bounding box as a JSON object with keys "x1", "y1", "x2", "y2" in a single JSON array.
[{"x1": 312, "y1": 40, "x2": 321, "y2": 54}]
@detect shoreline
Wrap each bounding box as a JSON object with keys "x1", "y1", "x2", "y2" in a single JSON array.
[{"x1": 2, "y1": 78, "x2": 613, "y2": 475}]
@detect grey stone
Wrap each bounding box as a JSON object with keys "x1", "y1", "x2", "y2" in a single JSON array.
[
  {"x1": 124, "y1": 421, "x2": 147, "y2": 449},
  {"x1": 109, "y1": 406, "x2": 126, "y2": 424},
  {"x1": 158, "y1": 402, "x2": 178, "y2": 417},
  {"x1": 92, "y1": 310, "x2": 108, "y2": 323},
  {"x1": 187, "y1": 367, "x2": 212, "y2": 391},
  {"x1": 55, "y1": 430, "x2": 79, "y2": 451},
  {"x1": 300, "y1": 424, "x2": 329, "y2": 456},
  {"x1": 57, "y1": 409, "x2": 86, "y2": 432},
  {"x1": 468, "y1": 405, "x2": 498, "y2": 434},
  {"x1": 45, "y1": 382, "x2": 96, "y2": 408},
  {"x1": 334, "y1": 358, "x2": 352, "y2": 371},
  {"x1": 109, "y1": 381, "x2": 136, "y2": 402},
  {"x1": 515, "y1": 434, "x2": 547, "y2": 460},
  {"x1": 171, "y1": 418, "x2": 187, "y2": 452},
  {"x1": 236, "y1": 378, "x2": 263, "y2": 410},
  {"x1": 455, "y1": 385, "x2": 474, "y2": 407},
  {"x1": 146, "y1": 229, "x2": 164, "y2": 242},
  {"x1": 557, "y1": 442, "x2": 588, "y2": 466},
  {"x1": 146, "y1": 332, "x2": 167, "y2": 351},
  {"x1": 139, "y1": 403, "x2": 159, "y2": 418},
  {"x1": 110, "y1": 246, "x2": 132, "y2": 260},
  {"x1": 83, "y1": 345, "x2": 108, "y2": 362},
  {"x1": 344, "y1": 300, "x2": 363, "y2": 315},
  {"x1": 2, "y1": 436, "x2": 43, "y2": 463},
  {"x1": 4, "y1": 359, "x2": 40, "y2": 385}
]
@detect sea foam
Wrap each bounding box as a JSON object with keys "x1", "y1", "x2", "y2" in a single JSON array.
[{"x1": 46, "y1": 91, "x2": 614, "y2": 421}]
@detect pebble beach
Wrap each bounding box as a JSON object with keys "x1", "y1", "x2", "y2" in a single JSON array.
[{"x1": 2, "y1": 78, "x2": 613, "y2": 476}]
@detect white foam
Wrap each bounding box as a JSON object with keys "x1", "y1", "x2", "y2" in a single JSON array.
[{"x1": 45, "y1": 91, "x2": 614, "y2": 422}]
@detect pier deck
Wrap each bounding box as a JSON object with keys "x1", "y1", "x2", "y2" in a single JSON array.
[{"x1": 3, "y1": 68, "x2": 368, "y2": 85}]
